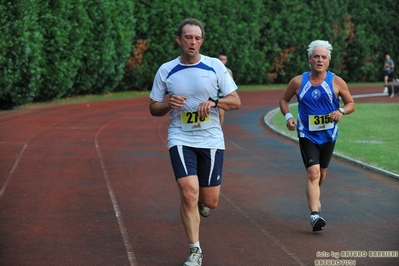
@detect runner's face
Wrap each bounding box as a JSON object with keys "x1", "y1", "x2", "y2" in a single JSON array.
[
  {"x1": 176, "y1": 25, "x2": 203, "y2": 60},
  {"x1": 219, "y1": 55, "x2": 227, "y2": 65},
  {"x1": 309, "y1": 47, "x2": 330, "y2": 72}
]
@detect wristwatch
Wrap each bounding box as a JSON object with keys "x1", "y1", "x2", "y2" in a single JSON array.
[
  {"x1": 338, "y1": 107, "x2": 345, "y2": 115},
  {"x1": 208, "y1": 97, "x2": 218, "y2": 108}
]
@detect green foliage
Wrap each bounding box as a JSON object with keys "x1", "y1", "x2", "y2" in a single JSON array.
[
  {"x1": 117, "y1": 0, "x2": 202, "y2": 91},
  {"x1": 36, "y1": 0, "x2": 88, "y2": 100},
  {"x1": 72, "y1": 0, "x2": 135, "y2": 95},
  {"x1": 0, "y1": 0, "x2": 135, "y2": 109},
  {"x1": 346, "y1": 1, "x2": 386, "y2": 82},
  {"x1": 198, "y1": 0, "x2": 269, "y2": 84},
  {"x1": 0, "y1": 1, "x2": 43, "y2": 108},
  {"x1": 2, "y1": 1, "x2": 399, "y2": 109}
]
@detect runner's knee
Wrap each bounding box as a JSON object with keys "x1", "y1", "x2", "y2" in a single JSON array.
[{"x1": 307, "y1": 166, "x2": 321, "y2": 182}]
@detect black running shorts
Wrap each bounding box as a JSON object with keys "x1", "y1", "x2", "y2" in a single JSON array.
[{"x1": 299, "y1": 137, "x2": 336, "y2": 169}]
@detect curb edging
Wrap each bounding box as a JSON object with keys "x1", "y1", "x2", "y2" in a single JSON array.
[{"x1": 263, "y1": 96, "x2": 399, "y2": 181}]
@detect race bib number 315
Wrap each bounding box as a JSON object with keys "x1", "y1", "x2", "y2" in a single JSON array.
[
  {"x1": 181, "y1": 111, "x2": 212, "y2": 131},
  {"x1": 308, "y1": 114, "x2": 333, "y2": 131}
]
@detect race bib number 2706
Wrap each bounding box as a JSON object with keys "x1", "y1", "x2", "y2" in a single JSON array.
[{"x1": 181, "y1": 110, "x2": 212, "y2": 131}]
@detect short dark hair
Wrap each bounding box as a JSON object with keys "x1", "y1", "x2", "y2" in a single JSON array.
[{"x1": 176, "y1": 18, "x2": 205, "y2": 38}]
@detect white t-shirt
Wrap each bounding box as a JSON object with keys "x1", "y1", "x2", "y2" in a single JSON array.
[{"x1": 150, "y1": 55, "x2": 238, "y2": 149}]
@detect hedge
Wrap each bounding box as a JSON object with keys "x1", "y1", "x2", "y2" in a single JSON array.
[{"x1": 1, "y1": 0, "x2": 399, "y2": 109}]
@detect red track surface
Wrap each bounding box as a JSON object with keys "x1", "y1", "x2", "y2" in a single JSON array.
[{"x1": 0, "y1": 86, "x2": 398, "y2": 266}]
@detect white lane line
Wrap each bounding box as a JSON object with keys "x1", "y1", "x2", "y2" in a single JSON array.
[
  {"x1": 0, "y1": 123, "x2": 57, "y2": 200},
  {"x1": 221, "y1": 192, "x2": 307, "y2": 266},
  {"x1": 0, "y1": 143, "x2": 28, "y2": 200},
  {"x1": 95, "y1": 119, "x2": 137, "y2": 266}
]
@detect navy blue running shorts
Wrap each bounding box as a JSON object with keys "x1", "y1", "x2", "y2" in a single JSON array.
[
  {"x1": 299, "y1": 137, "x2": 336, "y2": 169},
  {"x1": 169, "y1": 145, "x2": 224, "y2": 187}
]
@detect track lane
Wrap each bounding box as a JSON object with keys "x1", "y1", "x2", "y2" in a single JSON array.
[{"x1": 0, "y1": 87, "x2": 398, "y2": 265}]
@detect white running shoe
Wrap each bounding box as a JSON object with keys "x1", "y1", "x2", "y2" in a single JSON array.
[
  {"x1": 383, "y1": 87, "x2": 388, "y2": 94},
  {"x1": 310, "y1": 213, "x2": 326, "y2": 232},
  {"x1": 183, "y1": 247, "x2": 203, "y2": 266},
  {"x1": 198, "y1": 202, "x2": 210, "y2": 218}
]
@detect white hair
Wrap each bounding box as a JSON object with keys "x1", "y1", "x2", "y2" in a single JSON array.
[{"x1": 307, "y1": 40, "x2": 333, "y2": 60}]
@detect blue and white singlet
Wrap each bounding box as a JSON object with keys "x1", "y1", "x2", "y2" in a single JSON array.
[{"x1": 296, "y1": 71, "x2": 340, "y2": 144}]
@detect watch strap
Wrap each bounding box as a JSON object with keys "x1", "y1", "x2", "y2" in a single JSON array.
[{"x1": 208, "y1": 97, "x2": 218, "y2": 108}]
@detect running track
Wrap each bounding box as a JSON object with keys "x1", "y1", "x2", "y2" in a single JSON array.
[{"x1": 0, "y1": 86, "x2": 398, "y2": 266}]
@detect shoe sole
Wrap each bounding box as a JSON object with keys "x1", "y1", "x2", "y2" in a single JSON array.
[
  {"x1": 198, "y1": 202, "x2": 210, "y2": 218},
  {"x1": 199, "y1": 208, "x2": 210, "y2": 218},
  {"x1": 200, "y1": 213, "x2": 209, "y2": 218},
  {"x1": 312, "y1": 218, "x2": 326, "y2": 232}
]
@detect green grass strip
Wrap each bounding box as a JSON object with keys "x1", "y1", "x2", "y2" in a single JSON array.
[{"x1": 270, "y1": 103, "x2": 399, "y2": 175}]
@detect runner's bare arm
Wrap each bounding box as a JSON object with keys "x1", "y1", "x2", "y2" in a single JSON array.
[
  {"x1": 197, "y1": 91, "x2": 240, "y2": 120},
  {"x1": 217, "y1": 91, "x2": 241, "y2": 111},
  {"x1": 334, "y1": 76, "x2": 355, "y2": 115},
  {"x1": 279, "y1": 76, "x2": 301, "y2": 116},
  {"x1": 149, "y1": 95, "x2": 187, "y2": 116},
  {"x1": 279, "y1": 76, "x2": 301, "y2": 131}
]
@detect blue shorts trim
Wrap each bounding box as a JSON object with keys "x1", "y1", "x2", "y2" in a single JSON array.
[{"x1": 169, "y1": 145, "x2": 223, "y2": 187}]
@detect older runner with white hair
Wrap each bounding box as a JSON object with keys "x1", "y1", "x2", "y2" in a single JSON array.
[{"x1": 279, "y1": 40, "x2": 355, "y2": 232}]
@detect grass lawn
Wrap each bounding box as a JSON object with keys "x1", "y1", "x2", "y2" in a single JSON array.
[{"x1": 270, "y1": 103, "x2": 399, "y2": 175}]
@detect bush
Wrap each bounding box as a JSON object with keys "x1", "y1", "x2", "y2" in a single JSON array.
[
  {"x1": 0, "y1": 0, "x2": 135, "y2": 109},
  {"x1": 2, "y1": 0, "x2": 399, "y2": 109},
  {"x1": 0, "y1": 1, "x2": 43, "y2": 109}
]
